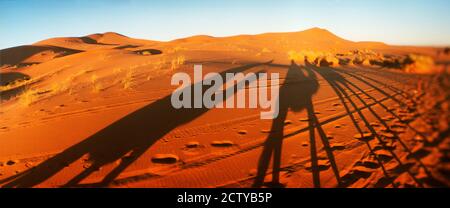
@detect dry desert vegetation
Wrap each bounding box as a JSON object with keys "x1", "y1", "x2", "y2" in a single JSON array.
[{"x1": 0, "y1": 28, "x2": 449, "y2": 188}]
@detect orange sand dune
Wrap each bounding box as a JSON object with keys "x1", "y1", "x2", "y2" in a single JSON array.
[
  {"x1": 33, "y1": 32, "x2": 159, "y2": 51},
  {"x1": 0, "y1": 45, "x2": 82, "y2": 67},
  {"x1": 0, "y1": 28, "x2": 448, "y2": 188}
]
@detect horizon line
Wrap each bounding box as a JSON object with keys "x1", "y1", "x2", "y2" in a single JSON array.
[{"x1": 2, "y1": 27, "x2": 449, "y2": 50}]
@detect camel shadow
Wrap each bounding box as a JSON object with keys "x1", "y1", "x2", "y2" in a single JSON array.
[
  {"x1": 0, "y1": 61, "x2": 270, "y2": 188},
  {"x1": 308, "y1": 64, "x2": 432, "y2": 187},
  {"x1": 253, "y1": 61, "x2": 341, "y2": 188}
]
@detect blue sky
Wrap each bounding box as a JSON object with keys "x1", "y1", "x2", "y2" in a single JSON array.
[{"x1": 1, "y1": 0, "x2": 449, "y2": 49}]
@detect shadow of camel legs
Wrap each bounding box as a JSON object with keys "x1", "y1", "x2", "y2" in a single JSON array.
[
  {"x1": 0, "y1": 61, "x2": 272, "y2": 188},
  {"x1": 318, "y1": 66, "x2": 430, "y2": 187},
  {"x1": 307, "y1": 64, "x2": 399, "y2": 187},
  {"x1": 253, "y1": 61, "x2": 342, "y2": 187}
]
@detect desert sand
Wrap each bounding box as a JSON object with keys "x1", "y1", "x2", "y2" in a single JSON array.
[{"x1": 0, "y1": 28, "x2": 449, "y2": 188}]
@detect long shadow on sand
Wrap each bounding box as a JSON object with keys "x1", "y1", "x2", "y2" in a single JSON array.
[
  {"x1": 307, "y1": 64, "x2": 432, "y2": 187},
  {"x1": 252, "y1": 61, "x2": 426, "y2": 188},
  {"x1": 2, "y1": 59, "x2": 428, "y2": 188},
  {"x1": 0, "y1": 61, "x2": 270, "y2": 188},
  {"x1": 253, "y1": 61, "x2": 340, "y2": 188}
]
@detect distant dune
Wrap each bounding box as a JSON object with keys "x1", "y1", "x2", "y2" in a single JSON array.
[{"x1": 2, "y1": 27, "x2": 446, "y2": 68}]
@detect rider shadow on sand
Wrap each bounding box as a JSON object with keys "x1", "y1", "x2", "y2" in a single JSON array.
[
  {"x1": 252, "y1": 60, "x2": 341, "y2": 188},
  {"x1": 0, "y1": 61, "x2": 270, "y2": 188}
]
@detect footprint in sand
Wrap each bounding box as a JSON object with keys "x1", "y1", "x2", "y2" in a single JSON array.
[
  {"x1": 394, "y1": 173, "x2": 419, "y2": 188},
  {"x1": 398, "y1": 110, "x2": 409, "y2": 114},
  {"x1": 408, "y1": 144, "x2": 430, "y2": 159},
  {"x1": 351, "y1": 165, "x2": 377, "y2": 174},
  {"x1": 151, "y1": 154, "x2": 179, "y2": 164},
  {"x1": 382, "y1": 116, "x2": 395, "y2": 121},
  {"x1": 238, "y1": 130, "x2": 248, "y2": 135},
  {"x1": 211, "y1": 140, "x2": 234, "y2": 147},
  {"x1": 380, "y1": 132, "x2": 396, "y2": 139},
  {"x1": 6, "y1": 160, "x2": 17, "y2": 166},
  {"x1": 390, "y1": 128, "x2": 406, "y2": 134},
  {"x1": 305, "y1": 159, "x2": 330, "y2": 171},
  {"x1": 248, "y1": 168, "x2": 257, "y2": 176},
  {"x1": 379, "y1": 126, "x2": 390, "y2": 132},
  {"x1": 330, "y1": 142, "x2": 345, "y2": 150},
  {"x1": 375, "y1": 149, "x2": 393, "y2": 161},
  {"x1": 284, "y1": 120, "x2": 293, "y2": 125},
  {"x1": 185, "y1": 141, "x2": 201, "y2": 148},
  {"x1": 370, "y1": 122, "x2": 381, "y2": 127},
  {"x1": 301, "y1": 141, "x2": 309, "y2": 147},
  {"x1": 382, "y1": 141, "x2": 397, "y2": 150},
  {"x1": 261, "y1": 129, "x2": 274, "y2": 133},
  {"x1": 353, "y1": 132, "x2": 373, "y2": 141},
  {"x1": 359, "y1": 157, "x2": 379, "y2": 168},
  {"x1": 390, "y1": 123, "x2": 407, "y2": 129},
  {"x1": 391, "y1": 120, "x2": 407, "y2": 126},
  {"x1": 400, "y1": 116, "x2": 414, "y2": 123},
  {"x1": 413, "y1": 135, "x2": 425, "y2": 142},
  {"x1": 299, "y1": 117, "x2": 309, "y2": 122}
]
